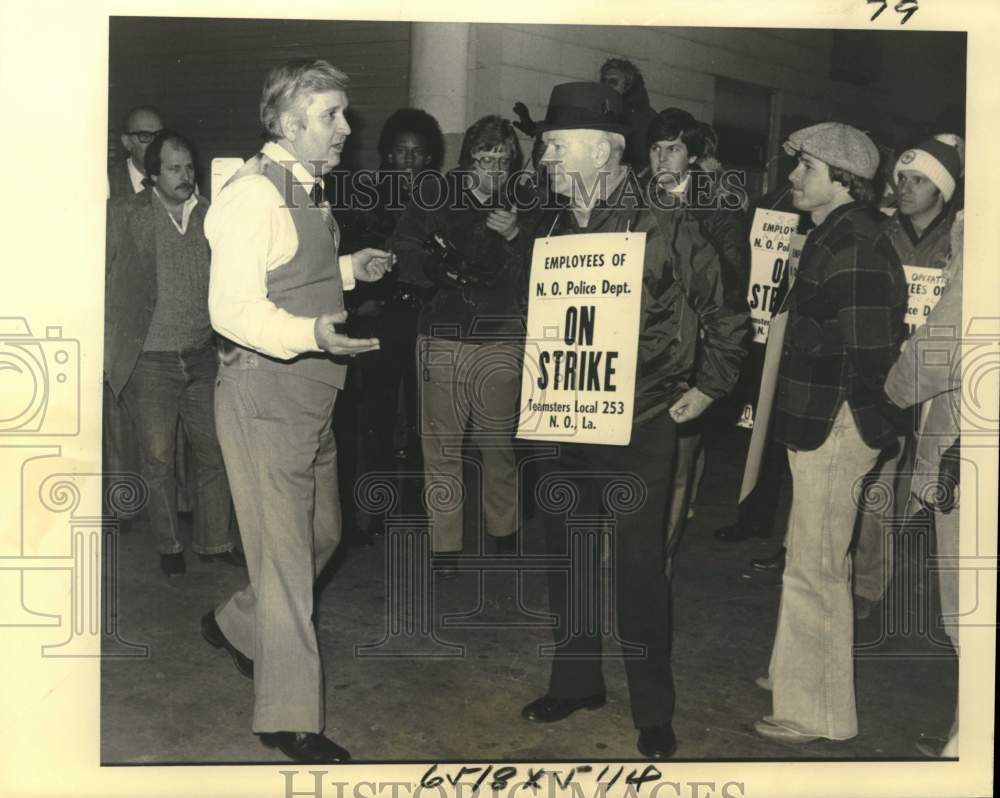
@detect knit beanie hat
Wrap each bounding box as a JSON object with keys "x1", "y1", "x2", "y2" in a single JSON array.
[
  {"x1": 933, "y1": 133, "x2": 965, "y2": 175},
  {"x1": 894, "y1": 134, "x2": 964, "y2": 202}
]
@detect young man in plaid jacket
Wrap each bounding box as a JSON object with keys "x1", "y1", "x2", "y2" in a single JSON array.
[{"x1": 755, "y1": 123, "x2": 907, "y2": 744}]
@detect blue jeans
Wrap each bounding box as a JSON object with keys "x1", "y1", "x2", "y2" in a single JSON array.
[
  {"x1": 769, "y1": 402, "x2": 882, "y2": 739},
  {"x1": 122, "y1": 346, "x2": 234, "y2": 555}
]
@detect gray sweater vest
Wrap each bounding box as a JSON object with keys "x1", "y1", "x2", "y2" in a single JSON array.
[
  {"x1": 143, "y1": 199, "x2": 213, "y2": 352},
  {"x1": 226, "y1": 155, "x2": 347, "y2": 388}
]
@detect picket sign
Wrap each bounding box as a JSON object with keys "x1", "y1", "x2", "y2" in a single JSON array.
[{"x1": 516, "y1": 232, "x2": 646, "y2": 446}]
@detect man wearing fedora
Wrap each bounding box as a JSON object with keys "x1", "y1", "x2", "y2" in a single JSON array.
[
  {"x1": 756, "y1": 123, "x2": 907, "y2": 744},
  {"x1": 520, "y1": 82, "x2": 749, "y2": 759}
]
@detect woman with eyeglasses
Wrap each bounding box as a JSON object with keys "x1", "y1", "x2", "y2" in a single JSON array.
[{"x1": 389, "y1": 114, "x2": 532, "y2": 574}]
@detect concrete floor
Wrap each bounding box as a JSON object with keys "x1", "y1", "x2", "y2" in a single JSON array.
[{"x1": 101, "y1": 427, "x2": 956, "y2": 764}]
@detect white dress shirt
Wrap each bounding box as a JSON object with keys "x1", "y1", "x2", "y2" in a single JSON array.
[
  {"x1": 205, "y1": 141, "x2": 355, "y2": 360},
  {"x1": 153, "y1": 188, "x2": 199, "y2": 234}
]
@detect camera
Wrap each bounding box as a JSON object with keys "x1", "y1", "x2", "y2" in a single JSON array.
[
  {"x1": 421, "y1": 231, "x2": 497, "y2": 290},
  {"x1": 0, "y1": 317, "x2": 80, "y2": 435}
]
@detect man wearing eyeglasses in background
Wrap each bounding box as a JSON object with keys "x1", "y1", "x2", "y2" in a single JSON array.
[
  {"x1": 104, "y1": 105, "x2": 165, "y2": 512},
  {"x1": 109, "y1": 105, "x2": 164, "y2": 198}
]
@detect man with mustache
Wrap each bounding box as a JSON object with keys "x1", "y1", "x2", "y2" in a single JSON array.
[{"x1": 104, "y1": 130, "x2": 241, "y2": 576}]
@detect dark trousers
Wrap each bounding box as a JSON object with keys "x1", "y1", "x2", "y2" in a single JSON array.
[
  {"x1": 358, "y1": 305, "x2": 420, "y2": 471},
  {"x1": 122, "y1": 346, "x2": 233, "y2": 555},
  {"x1": 738, "y1": 436, "x2": 788, "y2": 534},
  {"x1": 537, "y1": 411, "x2": 677, "y2": 729},
  {"x1": 355, "y1": 305, "x2": 423, "y2": 528}
]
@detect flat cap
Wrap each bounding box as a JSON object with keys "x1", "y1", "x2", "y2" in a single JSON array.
[{"x1": 783, "y1": 122, "x2": 879, "y2": 179}]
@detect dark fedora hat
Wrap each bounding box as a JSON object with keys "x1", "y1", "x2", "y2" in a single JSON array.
[{"x1": 535, "y1": 82, "x2": 630, "y2": 136}]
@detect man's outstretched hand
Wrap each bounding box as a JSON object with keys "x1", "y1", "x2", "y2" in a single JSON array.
[
  {"x1": 351, "y1": 248, "x2": 395, "y2": 282},
  {"x1": 669, "y1": 386, "x2": 714, "y2": 423},
  {"x1": 314, "y1": 312, "x2": 380, "y2": 356}
]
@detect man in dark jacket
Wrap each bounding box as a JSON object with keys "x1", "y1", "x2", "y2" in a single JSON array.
[
  {"x1": 105, "y1": 131, "x2": 240, "y2": 575},
  {"x1": 108, "y1": 105, "x2": 163, "y2": 199},
  {"x1": 646, "y1": 108, "x2": 750, "y2": 564},
  {"x1": 756, "y1": 123, "x2": 907, "y2": 744},
  {"x1": 519, "y1": 82, "x2": 749, "y2": 760},
  {"x1": 104, "y1": 105, "x2": 164, "y2": 507}
]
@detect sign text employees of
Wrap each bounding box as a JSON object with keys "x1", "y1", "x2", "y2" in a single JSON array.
[{"x1": 746, "y1": 208, "x2": 799, "y2": 344}]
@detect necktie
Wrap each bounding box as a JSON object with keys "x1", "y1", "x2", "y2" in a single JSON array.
[
  {"x1": 309, "y1": 179, "x2": 324, "y2": 208},
  {"x1": 310, "y1": 179, "x2": 340, "y2": 249}
]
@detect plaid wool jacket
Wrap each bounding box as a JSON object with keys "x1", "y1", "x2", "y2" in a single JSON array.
[{"x1": 773, "y1": 201, "x2": 907, "y2": 451}]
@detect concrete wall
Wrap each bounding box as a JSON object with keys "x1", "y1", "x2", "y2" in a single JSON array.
[
  {"x1": 459, "y1": 24, "x2": 964, "y2": 165},
  {"x1": 107, "y1": 20, "x2": 964, "y2": 181},
  {"x1": 108, "y1": 18, "x2": 412, "y2": 184}
]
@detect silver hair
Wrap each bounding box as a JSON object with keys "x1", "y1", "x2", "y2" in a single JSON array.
[
  {"x1": 260, "y1": 59, "x2": 349, "y2": 140},
  {"x1": 604, "y1": 132, "x2": 627, "y2": 159}
]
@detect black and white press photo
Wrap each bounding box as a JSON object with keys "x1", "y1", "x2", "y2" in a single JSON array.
[{"x1": 1, "y1": 4, "x2": 996, "y2": 798}]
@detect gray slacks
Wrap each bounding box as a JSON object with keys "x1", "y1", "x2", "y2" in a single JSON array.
[{"x1": 213, "y1": 364, "x2": 341, "y2": 733}]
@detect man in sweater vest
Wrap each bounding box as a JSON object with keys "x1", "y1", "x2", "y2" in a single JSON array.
[
  {"x1": 203, "y1": 59, "x2": 392, "y2": 763},
  {"x1": 105, "y1": 131, "x2": 241, "y2": 576}
]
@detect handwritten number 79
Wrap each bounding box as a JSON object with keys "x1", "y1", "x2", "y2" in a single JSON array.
[{"x1": 868, "y1": 0, "x2": 919, "y2": 24}]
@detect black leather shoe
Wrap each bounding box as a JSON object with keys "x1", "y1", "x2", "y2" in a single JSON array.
[
  {"x1": 201, "y1": 611, "x2": 254, "y2": 679},
  {"x1": 260, "y1": 731, "x2": 351, "y2": 763},
  {"x1": 714, "y1": 523, "x2": 769, "y2": 542},
  {"x1": 521, "y1": 693, "x2": 606, "y2": 722},
  {"x1": 160, "y1": 552, "x2": 186, "y2": 576},
  {"x1": 198, "y1": 548, "x2": 247, "y2": 567},
  {"x1": 637, "y1": 724, "x2": 678, "y2": 760},
  {"x1": 751, "y1": 547, "x2": 786, "y2": 572}
]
